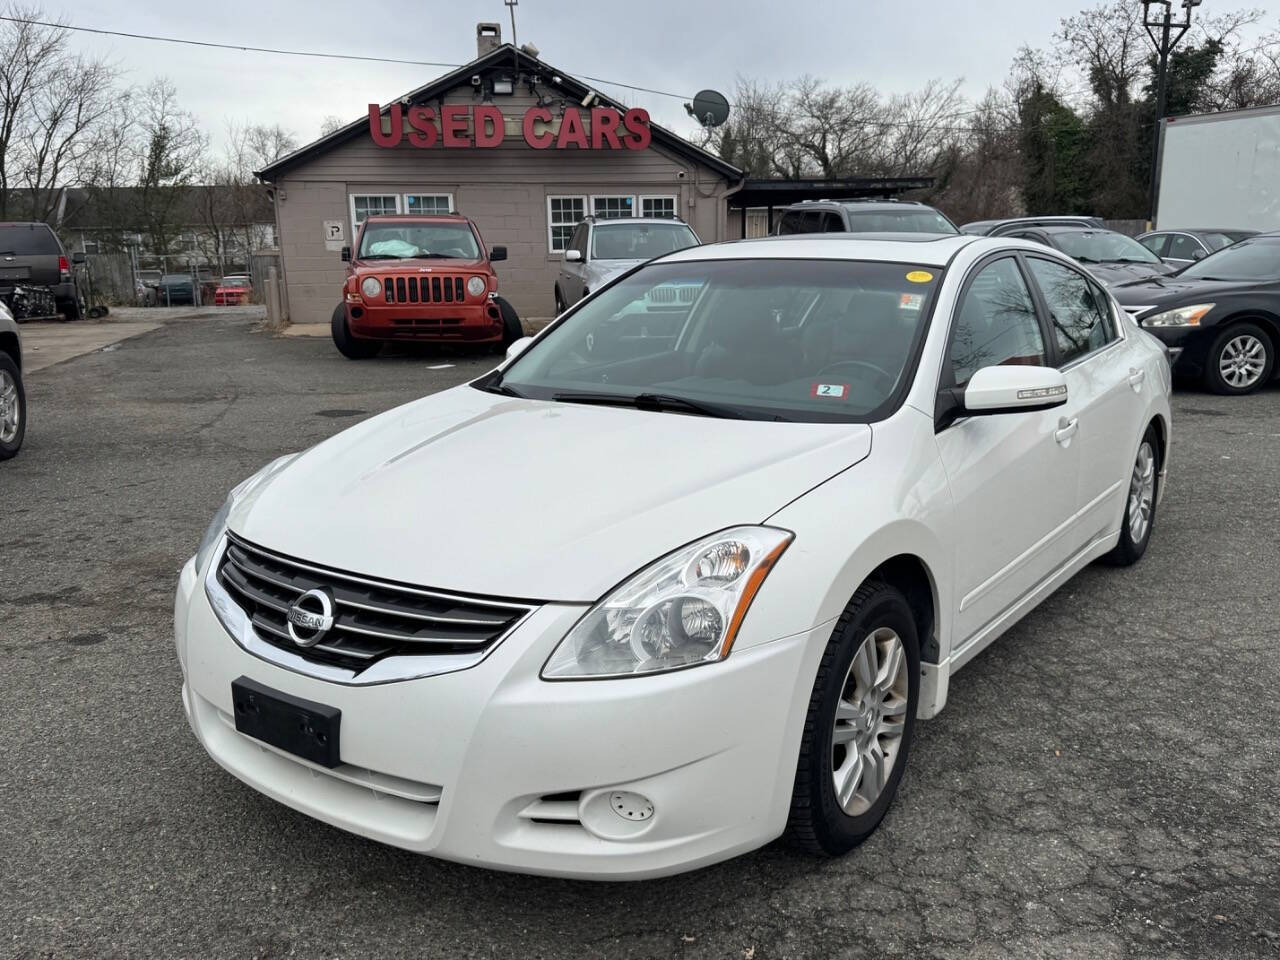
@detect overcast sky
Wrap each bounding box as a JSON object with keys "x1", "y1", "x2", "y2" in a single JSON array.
[{"x1": 42, "y1": 0, "x2": 1280, "y2": 152}]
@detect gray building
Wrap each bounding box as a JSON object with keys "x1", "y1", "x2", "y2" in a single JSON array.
[{"x1": 256, "y1": 24, "x2": 744, "y2": 325}]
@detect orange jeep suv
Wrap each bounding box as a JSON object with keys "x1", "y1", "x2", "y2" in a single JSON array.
[{"x1": 333, "y1": 213, "x2": 520, "y2": 358}]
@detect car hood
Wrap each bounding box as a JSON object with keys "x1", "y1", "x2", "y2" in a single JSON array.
[
  {"x1": 586, "y1": 259, "x2": 645, "y2": 286},
  {"x1": 230, "y1": 386, "x2": 872, "y2": 602},
  {"x1": 1080, "y1": 261, "x2": 1174, "y2": 286},
  {"x1": 1109, "y1": 274, "x2": 1265, "y2": 308}
]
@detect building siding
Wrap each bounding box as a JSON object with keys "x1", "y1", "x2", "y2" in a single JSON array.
[{"x1": 271, "y1": 89, "x2": 737, "y2": 326}]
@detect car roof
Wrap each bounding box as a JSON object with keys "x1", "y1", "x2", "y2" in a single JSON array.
[
  {"x1": 658, "y1": 232, "x2": 985, "y2": 268},
  {"x1": 1038, "y1": 225, "x2": 1128, "y2": 236},
  {"x1": 1145, "y1": 227, "x2": 1259, "y2": 235},
  {"x1": 362, "y1": 213, "x2": 467, "y2": 223},
  {"x1": 590, "y1": 217, "x2": 689, "y2": 226},
  {"x1": 779, "y1": 200, "x2": 933, "y2": 212}
]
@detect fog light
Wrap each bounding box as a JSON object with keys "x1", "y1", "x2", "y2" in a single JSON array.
[{"x1": 608, "y1": 791, "x2": 654, "y2": 822}]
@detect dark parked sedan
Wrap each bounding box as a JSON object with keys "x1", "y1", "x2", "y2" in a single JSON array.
[
  {"x1": 1111, "y1": 233, "x2": 1280, "y2": 394},
  {"x1": 1136, "y1": 228, "x2": 1258, "y2": 269},
  {"x1": 156, "y1": 274, "x2": 196, "y2": 306},
  {"x1": 999, "y1": 225, "x2": 1175, "y2": 287}
]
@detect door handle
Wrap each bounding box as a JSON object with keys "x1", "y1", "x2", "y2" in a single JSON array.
[
  {"x1": 1054, "y1": 416, "x2": 1079, "y2": 445},
  {"x1": 1127, "y1": 367, "x2": 1146, "y2": 391}
]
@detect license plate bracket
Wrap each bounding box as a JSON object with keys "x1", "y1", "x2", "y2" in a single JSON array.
[{"x1": 231, "y1": 676, "x2": 341, "y2": 768}]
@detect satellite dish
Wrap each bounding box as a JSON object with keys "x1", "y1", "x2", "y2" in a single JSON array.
[{"x1": 686, "y1": 89, "x2": 730, "y2": 128}]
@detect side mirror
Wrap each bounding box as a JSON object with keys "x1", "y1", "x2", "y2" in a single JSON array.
[
  {"x1": 340, "y1": 246, "x2": 351, "y2": 262},
  {"x1": 963, "y1": 365, "x2": 1068, "y2": 415},
  {"x1": 563, "y1": 249, "x2": 583, "y2": 263},
  {"x1": 72, "y1": 251, "x2": 86, "y2": 264},
  {"x1": 505, "y1": 336, "x2": 533, "y2": 362},
  {"x1": 489, "y1": 245, "x2": 507, "y2": 262}
]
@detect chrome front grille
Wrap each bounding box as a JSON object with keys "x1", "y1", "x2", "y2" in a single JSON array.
[
  {"x1": 216, "y1": 534, "x2": 534, "y2": 673},
  {"x1": 382, "y1": 275, "x2": 466, "y2": 304}
]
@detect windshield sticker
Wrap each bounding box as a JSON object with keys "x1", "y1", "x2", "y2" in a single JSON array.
[
  {"x1": 811, "y1": 383, "x2": 850, "y2": 399},
  {"x1": 899, "y1": 293, "x2": 924, "y2": 312},
  {"x1": 905, "y1": 270, "x2": 934, "y2": 283}
]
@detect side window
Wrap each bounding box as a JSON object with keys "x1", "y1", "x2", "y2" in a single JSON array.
[
  {"x1": 1026, "y1": 258, "x2": 1115, "y2": 364},
  {"x1": 569, "y1": 225, "x2": 588, "y2": 258},
  {"x1": 821, "y1": 212, "x2": 845, "y2": 233},
  {"x1": 949, "y1": 258, "x2": 1047, "y2": 388},
  {"x1": 1139, "y1": 233, "x2": 1169, "y2": 258},
  {"x1": 1167, "y1": 234, "x2": 1203, "y2": 261},
  {"x1": 777, "y1": 211, "x2": 805, "y2": 235}
]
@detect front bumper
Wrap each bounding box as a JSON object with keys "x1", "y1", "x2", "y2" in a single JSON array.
[
  {"x1": 174, "y1": 556, "x2": 821, "y2": 879},
  {"x1": 346, "y1": 299, "x2": 503, "y2": 344}
]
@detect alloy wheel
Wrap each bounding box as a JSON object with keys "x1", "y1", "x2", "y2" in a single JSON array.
[
  {"x1": 0, "y1": 369, "x2": 19, "y2": 444},
  {"x1": 1219, "y1": 334, "x2": 1267, "y2": 389},
  {"x1": 1128, "y1": 440, "x2": 1156, "y2": 544},
  {"x1": 831, "y1": 627, "x2": 910, "y2": 816}
]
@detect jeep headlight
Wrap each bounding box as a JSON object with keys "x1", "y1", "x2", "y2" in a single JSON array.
[
  {"x1": 542, "y1": 527, "x2": 793, "y2": 680},
  {"x1": 361, "y1": 276, "x2": 382, "y2": 299},
  {"x1": 467, "y1": 275, "x2": 487, "y2": 297},
  {"x1": 1142, "y1": 303, "x2": 1214, "y2": 327},
  {"x1": 194, "y1": 453, "x2": 300, "y2": 573}
]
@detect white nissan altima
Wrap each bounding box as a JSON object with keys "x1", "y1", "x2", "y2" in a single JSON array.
[{"x1": 174, "y1": 233, "x2": 1171, "y2": 880}]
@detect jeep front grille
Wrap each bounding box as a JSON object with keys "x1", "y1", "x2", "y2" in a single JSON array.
[
  {"x1": 382, "y1": 275, "x2": 466, "y2": 304},
  {"x1": 216, "y1": 534, "x2": 534, "y2": 672}
]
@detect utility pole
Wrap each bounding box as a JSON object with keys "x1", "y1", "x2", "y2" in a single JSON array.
[{"x1": 1141, "y1": 0, "x2": 1199, "y2": 229}]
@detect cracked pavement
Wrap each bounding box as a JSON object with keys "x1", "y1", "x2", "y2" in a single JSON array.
[{"x1": 1, "y1": 312, "x2": 1277, "y2": 959}]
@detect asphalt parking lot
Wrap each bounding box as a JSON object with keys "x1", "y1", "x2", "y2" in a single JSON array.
[{"x1": 2, "y1": 311, "x2": 1278, "y2": 960}]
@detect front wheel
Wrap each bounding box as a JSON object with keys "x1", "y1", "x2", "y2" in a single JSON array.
[
  {"x1": 330, "y1": 303, "x2": 381, "y2": 359},
  {"x1": 1103, "y1": 425, "x2": 1160, "y2": 566},
  {"x1": 0, "y1": 353, "x2": 26, "y2": 460},
  {"x1": 1204, "y1": 323, "x2": 1273, "y2": 395},
  {"x1": 787, "y1": 581, "x2": 919, "y2": 855},
  {"x1": 494, "y1": 295, "x2": 522, "y2": 346}
]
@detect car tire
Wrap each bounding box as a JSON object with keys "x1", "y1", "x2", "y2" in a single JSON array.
[
  {"x1": 554, "y1": 287, "x2": 566, "y2": 315},
  {"x1": 1203, "y1": 322, "x2": 1274, "y2": 395},
  {"x1": 1102, "y1": 425, "x2": 1160, "y2": 567},
  {"x1": 330, "y1": 303, "x2": 381, "y2": 359},
  {"x1": 0, "y1": 352, "x2": 26, "y2": 460},
  {"x1": 787, "y1": 580, "x2": 919, "y2": 856},
  {"x1": 495, "y1": 295, "x2": 522, "y2": 346}
]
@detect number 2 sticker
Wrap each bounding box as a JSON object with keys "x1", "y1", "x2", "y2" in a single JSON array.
[{"x1": 811, "y1": 383, "x2": 849, "y2": 398}]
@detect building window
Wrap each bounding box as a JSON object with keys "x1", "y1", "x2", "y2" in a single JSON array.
[
  {"x1": 547, "y1": 195, "x2": 586, "y2": 252},
  {"x1": 591, "y1": 195, "x2": 635, "y2": 220},
  {"x1": 350, "y1": 194, "x2": 399, "y2": 226},
  {"x1": 404, "y1": 193, "x2": 453, "y2": 215},
  {"x1": 641, "y1": 196, "x2": 677, "y2": 219}
]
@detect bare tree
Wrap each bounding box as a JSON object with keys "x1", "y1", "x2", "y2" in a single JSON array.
[
  {"x1": 0, "y1": 6, "x2": 116, "y2": 220},
  {"x1": 319, "y1": 114, "x2": 345, "y2": 137},
  {"x1": 135, "y1": 77, "x2": 207, "y2": 259}
]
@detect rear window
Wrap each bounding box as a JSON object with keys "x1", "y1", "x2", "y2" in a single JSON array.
[
  {"x1": 843, "y1": 209, "x2": 958, "y2": 235},
  {"x1": 0, "y1": 224, "x2": 62, "y2": 255}
]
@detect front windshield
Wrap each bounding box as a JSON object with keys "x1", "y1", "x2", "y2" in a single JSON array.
[
  {"x1": 1178, "y1": 236, "x2": 1280, "y2": 281},
  {"x1": 1201, "y1": 231, "x2": 1253, "y2": 252},
  {"x1": 358, "y1": 222, "x2": 480, "y2": 260},
  {"x1": 1053, "y1": 231, "x2": 1160, "y2": 264},
  {"x1": 845, "y1": 210, "x2": 959, "y2": 234},
  {"x1": 499, "y1": 259, "x2": 942, "y2": 422},
  {"x1": 591, "y1": 222, "x2": 699, "y2": 260}
]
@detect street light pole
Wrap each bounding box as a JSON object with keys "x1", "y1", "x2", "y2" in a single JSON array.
[{"x1": 1142, "y1": 0, "x2": 1198, "y2": 229}]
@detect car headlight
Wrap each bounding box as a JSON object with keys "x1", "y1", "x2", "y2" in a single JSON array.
[
  {"x1": 467, "y1": 275, "x2": 487, "y2": 297},
  {"x1": 361, "y1": 276, "x2": 382, "y2": 299},
  {"x1": 542, "y1": 526, "x2": 793, "y2": 680},
  {"x1": 193, "y1": 453, "x2": 300, "y2": 573},
  {"x1": 1142, "y1": 303, "x2": 1215, "y2": 327}
]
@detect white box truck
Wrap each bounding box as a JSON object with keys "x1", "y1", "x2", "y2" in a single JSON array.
[{"x1": 1156, "y1": 104, "x2": 1280, "y2": 230}]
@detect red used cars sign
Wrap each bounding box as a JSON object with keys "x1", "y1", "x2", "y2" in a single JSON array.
[{"x1": 368, "y1": 104, "x2": 652, "y2": 151}]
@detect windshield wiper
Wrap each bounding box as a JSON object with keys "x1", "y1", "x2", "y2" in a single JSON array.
[
  {"x1": 358, "y1": 254, "x2": 401, "y2": 260},
  {"x1": 482, "y1": 381, "x2": 526, "y2": 398},
  {"x1": 1071, "y1": 255, "x2": 1102, "y2": 263},
  {"x1": 551, "y1": 390, "x2": 747, "y2": 419}
]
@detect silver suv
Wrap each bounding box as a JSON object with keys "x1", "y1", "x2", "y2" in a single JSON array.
[
  {"x1": 772, "y1": 199, "x2": 958, "y2": 236},
  {"x1": 0, "y1": 300, "x2": 25, "y2": 459},
  {"x1": 555, "y1": 216, "x2": 700, "y2": 312}
]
